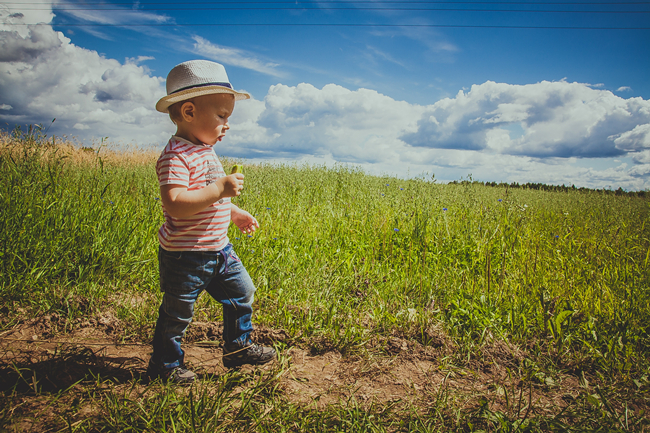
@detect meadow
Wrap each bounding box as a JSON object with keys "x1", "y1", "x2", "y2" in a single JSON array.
[{"x1": 0, "y1": 125, "x2": 648, "y2": 432}]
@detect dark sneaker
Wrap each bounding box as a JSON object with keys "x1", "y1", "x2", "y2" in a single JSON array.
[
  {"x1": 222, "y1": 342, "x2": 276, "y2": 368},
  {"x1": 147, "y1": 361, "x2": 196, "y2": 385}
]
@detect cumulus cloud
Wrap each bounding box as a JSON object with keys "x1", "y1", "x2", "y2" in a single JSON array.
[
  {"x1": 612, "y1": 123, "x2": 650, "y2": 153},
  {"x1": 401, "y1": 80, "x2": 650, "y2": 160},
  {"x1": 222, "y1": 81, "x2": 649, "y2": 190},
  {"x1": 228, "y1": 82, "x2": 425, "y2": 163},
  {"x1": 0, "y1": 24, "x2": 62, "y2": 62},
  {"x1": 0, "y1": 3, "x2": 54, "y2": 37},
  {"x1": 0, "y1": 6, "x2": 173, "y2": 145},
  {"x1": 0, "y1": 2, "x2": 648, "y2": 190}
]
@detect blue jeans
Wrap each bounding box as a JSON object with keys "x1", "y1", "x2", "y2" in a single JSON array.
[{"x1": 151, "y1": 244, "x2": 256, "y2": 371}]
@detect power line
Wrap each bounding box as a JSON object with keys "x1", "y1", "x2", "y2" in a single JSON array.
[
  {"x1": 27, "y1": 22, "x2": 650, "y2": 29},
  {"x1": 9, "y1": 1, "x2": 650, "y2": 3},
  {"x1": 12, "y1": 6, "x2": 650, "y2": 12}
]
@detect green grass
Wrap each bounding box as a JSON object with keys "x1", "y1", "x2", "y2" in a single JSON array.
[{"x1": 1, "y1": 126, "x2": 649, "y2": 431}]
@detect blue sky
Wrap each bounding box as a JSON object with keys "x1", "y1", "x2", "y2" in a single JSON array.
[{"x1": 1, "y1": 1, "x2": 649, "y2": 189}]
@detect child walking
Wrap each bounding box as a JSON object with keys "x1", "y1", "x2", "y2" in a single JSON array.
[{"x1": 147, "y1": 60, "x2": 276, "y2": 384}]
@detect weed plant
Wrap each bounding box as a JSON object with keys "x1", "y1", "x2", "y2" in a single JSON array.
[{"x1": 1, "y1": 127, "x2": 649, "y2": 431}]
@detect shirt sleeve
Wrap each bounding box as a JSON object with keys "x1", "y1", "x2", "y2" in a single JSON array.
[{"x1": 157, "y1": 150, "x2": 190, "y2": 187}]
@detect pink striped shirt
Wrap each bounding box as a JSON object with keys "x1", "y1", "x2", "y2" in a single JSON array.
[{"x1": 156, "y1": 136, "x2": 231, "y2": 251}]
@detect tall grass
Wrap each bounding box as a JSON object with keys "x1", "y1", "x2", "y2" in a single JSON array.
[
  {"x1": 1, "y1": 127, "x2": 649, "y2": 430},
  {"x1": 2, "y1": 127, "x2": 649, "y2": 369},
  {"x1": 232, "y1": 162, "x2": 649, "y2": 372},
  {"x1": 0, "y1": 126, "x2": 161, "y2": 319}
]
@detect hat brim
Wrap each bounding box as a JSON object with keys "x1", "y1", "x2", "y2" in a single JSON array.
[{"x1": 155, "y1": 85, "x2": 250, "y2": 113}]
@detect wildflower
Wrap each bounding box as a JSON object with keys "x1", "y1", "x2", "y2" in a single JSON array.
[
  {"x1": 443, "y1": 208, "x2": 447, "y2": 211},
  {"x1": 498, "y1": 199, "x2": 502, "y2": 202},
  {"x1": 266, "y1": 207, "x2": 271, "y2": 210},
  {"x1": 400, "y1": 188, "x2": 404, "y2": 190},
  {"x1": 381, "y1": 193, "x2": 385, "y2": 196},
  {"x1": 155, "y1": 197, "x2": 160, "y2": 201},
  {"x1": 394, "y1": 228, "x2": 399, "y2": 232},
  {"x1": 248, "y1": 235, "x2": 253, "y2": 238},
  {"x1": 235, "y1": 237, "x2": 240, "y2": 240},
  {"x1": 555, "y1": 235, "x2": 559, "y2": 238},
  {"x1": 386, "y1": 184, "x2": 390, "y2": 186},
  {"x1": 273, "y1": 238, "x2": 277, "y2": 240}
]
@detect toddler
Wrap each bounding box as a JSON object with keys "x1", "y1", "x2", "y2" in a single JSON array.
[{"x1": 147, "y1": 60, "x2": 275, "y2": 384}]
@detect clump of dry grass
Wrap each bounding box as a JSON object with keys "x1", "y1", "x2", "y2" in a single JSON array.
[{"x1": 0, "y1": 128, "x2": 160, "y2": 168}]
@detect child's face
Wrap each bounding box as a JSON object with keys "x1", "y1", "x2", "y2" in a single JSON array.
[{"x1": 178, "y1": 93, "x2": 235, "y2": 146}]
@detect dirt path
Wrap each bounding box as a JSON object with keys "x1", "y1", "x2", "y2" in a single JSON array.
[
  {"x1": 3, "y1": 311, "x2": 633, "y2": 433},
  {"x1": 0, "y1": 313, "x2": 580, "y2": 409},
  {"x1": 0, "y1": 315, "x2": 465, "y2": 406}
]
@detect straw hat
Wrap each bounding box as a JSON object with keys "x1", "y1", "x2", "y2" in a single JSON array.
[{"x1": 155, "y1": 60, "x2": 250, "y2": 113}]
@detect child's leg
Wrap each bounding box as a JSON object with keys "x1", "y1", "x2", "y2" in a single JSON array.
[
  {"x1": 205, "y1": 243, "x2": 256, "y2": 346},
  {"x1": 151, "y1": 247, "x2": 217, "y2": 371},
  {"x1": 151, "y1": 292, "x2": 197, "y2": 370}
]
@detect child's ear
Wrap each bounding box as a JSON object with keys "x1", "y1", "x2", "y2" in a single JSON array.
[{"x1": 180, "y1": 101, "x2": 196, "y2": 122}]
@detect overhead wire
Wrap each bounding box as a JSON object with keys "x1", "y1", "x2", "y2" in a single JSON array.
[
  {"x1": 8, "y1": 1, "x2": 650, "y2": 4},
  {"x1": 15, "y1": 23, "x2": 648, "y2": 29},
  {"x1": 5, "y1": 0, "x2": 648, "y2": 30},
  {"x1": 10, "y1": 6, "x2": 650, "y2": 13}
]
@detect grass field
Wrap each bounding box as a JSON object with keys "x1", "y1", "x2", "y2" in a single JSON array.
[{"x1": 1, "y1": 125, "x2": 649, "y2": 432}]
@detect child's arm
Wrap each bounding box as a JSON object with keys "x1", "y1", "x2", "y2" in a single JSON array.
[
  {"x1": 160, "y1": 174, "x2": 243, "y2": 218},
  {"x1": 231, "y1": 204, "x2": 259, "y2": 235}
]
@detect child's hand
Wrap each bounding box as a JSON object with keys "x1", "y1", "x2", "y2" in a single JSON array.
[
  {"x1": 232, "y1": 208, "x2": 259, "y2": 235},
  {"x1": 220, "y1": 173, "x2": 244, "y2": 198}
]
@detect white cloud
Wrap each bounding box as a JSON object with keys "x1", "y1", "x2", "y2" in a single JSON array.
[
  {"x1": 0, "y1": 3, "x2": 54, "y2": 37},
  {"x1": 229, "y1": 82, "x2": 425, "y2": 163},
  {"x1": 401, "y1": 80, "x2": 650, "y2": 159},
  {"x1": 126, "y1": 55, "x2": 154, "y2": 65},
  {"x1": 223, "y1": 81, "x2": 649, "y2": 190},
  {"x1": 192, "y1": 36, "x2": 284, "y2": 78},
  {"x1": 364, "y1": 45, "x2": 406, "y2": 68},
  {"x1": 0, "y1": 23, "x2": 61, "y2": 62},
  {"x1": 613, "y1": 123, "x2": 650, "y2": 153},
  {"x1": 52, "y1": 1, "x2": 174, "y2": 41},
  {"x1": 0, "y1": 7, "x2": 173, "y2": 146},
  {"x1": 618, "y1": 86, "x2": 632, "y2": 92},
  {"x1": 369, "y1": 21, "x2": 458, "y2": 55},
  {"x1": 56, "y1": 1, "x2": 171, "y2": 26},
  {"x1": 0, "y1": 2, "x2": 648, "y2": 190}
]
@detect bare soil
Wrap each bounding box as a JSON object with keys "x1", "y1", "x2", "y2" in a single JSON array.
[{"x1": 0, "y1": 312, "x2": 644, "y2": 431}]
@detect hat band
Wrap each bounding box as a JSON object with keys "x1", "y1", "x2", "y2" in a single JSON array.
[{"x1": 170, "y1": 82, "x2": 233, "y2": 95}]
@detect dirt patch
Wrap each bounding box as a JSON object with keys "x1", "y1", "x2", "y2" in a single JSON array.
[
  {"x1": 0, "y1": 329, "x2": 463, "y2": 410},
  {"x1": 1, "y1": 314, "x2": 647, "y2": 432},
  {"x1": 0, "y1": 315, "x2": 485, "y2": 406}
]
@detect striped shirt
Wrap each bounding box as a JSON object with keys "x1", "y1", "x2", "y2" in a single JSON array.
[{"x1": 156, "y1": 136, "x2": 231, "y2": 251}]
